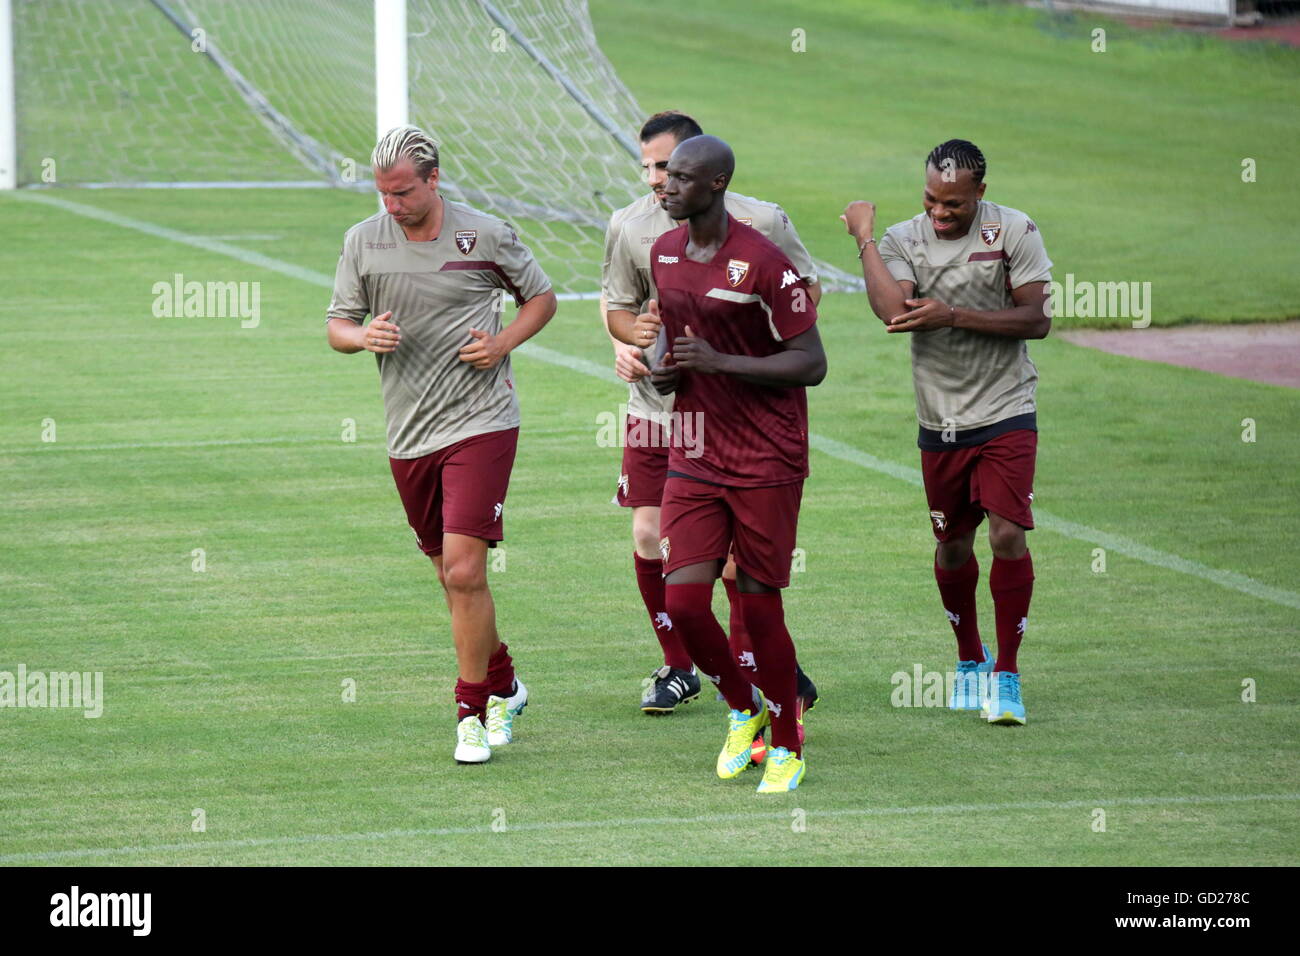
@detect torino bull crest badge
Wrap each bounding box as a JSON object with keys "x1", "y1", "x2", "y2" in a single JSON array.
[
  {"x1": 455, "y1": 230, "x2": 477, "y2": 255},
  {"x1": 726, "y1": 259, "x2": 750, "y2": 287}
]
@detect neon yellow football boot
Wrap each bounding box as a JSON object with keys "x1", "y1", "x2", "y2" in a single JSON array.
[
  {"x1": 756, "y1": 747, "x2": 806, "y2": 793},
  {"x1": 716, "y1": 699, "x2": 769, "y2": 779}
]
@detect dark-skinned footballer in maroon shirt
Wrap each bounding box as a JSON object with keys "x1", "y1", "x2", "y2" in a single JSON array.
[{"x1": 642, "y1": 134, "x2": 825, "y2": 792}]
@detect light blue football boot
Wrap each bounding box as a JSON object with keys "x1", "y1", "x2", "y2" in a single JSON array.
[
  {"x1": 949, "y1": 643, "x2": 994, "y2": 711},
  {"x1": 986, "y1": 670, "x2": 1027, "y2": 726}
]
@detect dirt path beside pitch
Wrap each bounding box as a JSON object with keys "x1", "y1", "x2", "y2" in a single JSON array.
[
  {"x1": 1059, "y1": 322, "x2": 1300, "y2": 389},
  {"x1": 1052, "y1": 17, "x2": 1300, "y2": 389}
]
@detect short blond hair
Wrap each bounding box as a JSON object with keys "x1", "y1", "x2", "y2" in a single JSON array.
[{"x1": 372, "y1": 125, "x2": 440, "y2": 180}]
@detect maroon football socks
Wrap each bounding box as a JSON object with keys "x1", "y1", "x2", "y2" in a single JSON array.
[
  {"x1": 664, "y1": 581, "x2": 753, "y2": 711},
  {"x1": 723, "y1": 576, "x2": 760, "y2": 683},
  {"x1": 935, "y1": 553, "x2": 985, "y2": 663},
  {"x1": 990, "y1": 552, "x2": 1034, "y2": 674},
  {"x1": 740, "y1": 591, "x2": 800, "y2": 756},
  {"x1": 635, "y1": 552, "x2": 692, "y2": 671},
  {"x1": 486, "y1": 641, "x2": 516, "y2": 699},
  {"x1": 456, "y1": 642, "x2": 516, "y2": 724},
  {"x1": 455, "y1": 676, "x2": 490, "y2": 724}
]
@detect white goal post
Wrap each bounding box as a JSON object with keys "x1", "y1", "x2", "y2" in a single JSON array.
[
  {"x1": 0, "y1": 0, "x2": 14, "y2": 190},
  {"x1": 374, "y1": 0, "x2": 408, "y2": 141}
]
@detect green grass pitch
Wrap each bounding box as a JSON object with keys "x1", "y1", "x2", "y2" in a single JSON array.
[{"x1": 0, "y1": 0, "x2": 1297, "y2": 865}]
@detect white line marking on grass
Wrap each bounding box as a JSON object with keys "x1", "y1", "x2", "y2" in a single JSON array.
[
  {"x1": 2, "y1": 792, "x2": 1295, "y2": 864},
  {"x1": 21, "y1": 641, "x2": 681, "y2": 681},
  {"x1": 23, "y1": 194, "x2": 1300, "y2": 611},
  {"x1": 810, "y1": 434, "x2": 1300, "y2": 610},
  {"x1": 0, "y1": 436, "x2": 370, "y2": 455},
  {"x1": 515, "y1": 342, "x2": 620, "y2": 383},
  {"x1": 18, "y1": 193, "x2": 335, "y2": 287},
  {"x1": 0, "y1": 427, "x2": 586, "y2": 455}
]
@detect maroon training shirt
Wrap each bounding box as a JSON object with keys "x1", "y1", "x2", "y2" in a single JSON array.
[{"x1": 650, "y1": 216, "x2": 818, "y2": 487}]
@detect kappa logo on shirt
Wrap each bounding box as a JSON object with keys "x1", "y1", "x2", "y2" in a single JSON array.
[
  {"x1": 980, "y1": 222, "x2": 1001, "y2": 246},
  {"x1": 657, "y1": 254, "x2": 679, "y2": 264},
  {"x1": 726, "y1": 259, "x2": 750, "y2": 287},
  {"x1": 780, "y1": 269, "x2": 799, "y2": 289},
  {"x1": 455, "y1": 230, "x2": 478, "y2": 255}
]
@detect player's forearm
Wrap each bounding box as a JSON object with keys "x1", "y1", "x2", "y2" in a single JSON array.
[
  {"x1": 952, "y1": 305, "x2": 1051, "y2": 340},
  {"x1": 860, "y1": 245, "x2": 907, "y2": 324},
  {"x1": 717, "y1": 349, "x2": 826, "y2": 388},
  {"x1": 599, "y1": 295, "x2": 623, "y2": 352},
  {"x1": 606, "y1": 308, "x2": 639, "y2": 345},
  {"x1": 327, "y1": 317, "x2": 365, "y2": 353},
  {"x1": 808, "y1": 280, "x2": 823, "y2": 308},
  {"x1": 497, "y1": 290, "x2": 558, "y2": 352}
]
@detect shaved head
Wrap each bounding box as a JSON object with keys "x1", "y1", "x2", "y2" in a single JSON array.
[
  {"x1": 671, "y1": 134, "x2": 735, "y2": 183},
  {"x1": 661, "y1": 134, "x2": 735, "y2": 222}
]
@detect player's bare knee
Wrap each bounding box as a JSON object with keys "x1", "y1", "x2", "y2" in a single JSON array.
[
  {"x1": 632, "y1": 523, "x2": 659, "y2": 556},
  {"x1": 441, "y1": 557, "x2": 488, "y2": 595},
  {"x1": 631, "y1": 509, "x2": 660, "y2": 554},
  {"x1": 988, "y1": 521, "x2": 1027, "y2": 559},
  {"x1": 935, "y1": 537, "x2": 974, "y2": 570}
]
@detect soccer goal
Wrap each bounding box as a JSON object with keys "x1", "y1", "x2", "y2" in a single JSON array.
[
  {"x1": 2, "y1": 0, "x2": 861, "y2": 296},
  {"x1": 1037, "y1": 0, "x2": 1238, "y2": 24}
]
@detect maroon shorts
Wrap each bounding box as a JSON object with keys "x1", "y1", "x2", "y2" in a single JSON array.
[
  {"x1": 659, "y1": 476, "x2": 803, "y2": 589},
  {"x1": 389, "y1": 427, "x2": 519, "y2": 557},
  {"x1": 920, "y1": 429, "x2": 1036, "y2": 541},
  {"x1": 614, "y1": 415, "x2": 669, "y2": 508}
]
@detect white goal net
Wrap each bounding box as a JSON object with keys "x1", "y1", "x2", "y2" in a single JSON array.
[{"x1": 12, "y1": 0, "x2": 861, "y2": 294}]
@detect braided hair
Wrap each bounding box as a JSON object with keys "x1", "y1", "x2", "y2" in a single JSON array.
[{"x1": 926, "y1": 139, "x2": 986, "y2": 184}]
